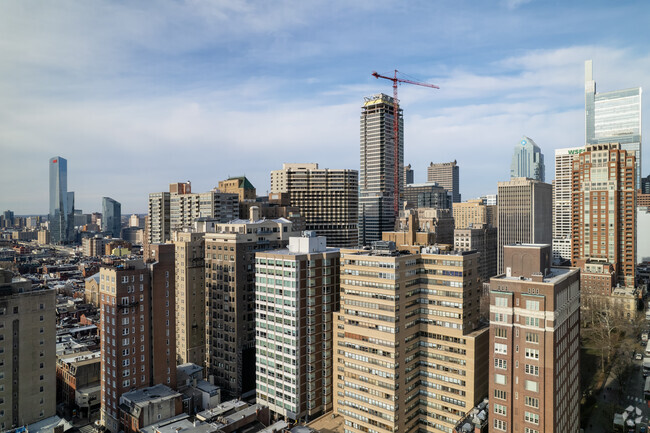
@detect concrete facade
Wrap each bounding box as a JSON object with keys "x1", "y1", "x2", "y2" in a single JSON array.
[
  {"x1": 204, "y1": 212, "x2": 298, "y2": 398},
  {"x1": 427, "y1": 160, "x2": 461, "y2": 203},
  {"x1": 270, "y1": 163, "x2": 359, "y2": 248},
  {"x1": 0, "y1": 270, "x2": 56, "y2": 429},
  {"x1": 497, "y1": 178, "x2": 552, "y2": 274},
  {"x1": 173, "y1": 231, "x2": 206, "y2": 367},
  {"x1": 333, "y1": 243, "x2": 489, "y2": 433},
  {"x1": 255, "y1": 233, "x2": 340, "y2": 422}
]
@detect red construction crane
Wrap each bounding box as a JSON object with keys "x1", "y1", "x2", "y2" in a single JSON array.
[{"x1": 371, "y1": 70, "x2": 439, "y2": 216}]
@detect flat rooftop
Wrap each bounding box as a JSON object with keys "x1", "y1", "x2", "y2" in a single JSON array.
[
  {"x1": 493, "y1": 266, "x2": 577, "y2": 284},
  {"x1": 307, "y1": 412, "x2": 344, "y2": 433}
]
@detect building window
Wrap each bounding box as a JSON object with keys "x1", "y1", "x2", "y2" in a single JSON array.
[
  {"x1": 494, "y1": 419, "x2": 507, "y2": 431},
  {"x1": 494, "y1": 389, "x2": 506, "y2": 400},
  {"x1": 495, "y1": 328, "x2": 507, "y2": 339},
  {"x1": 494, "y1": 343, "x2": 507, "y2": 354},
  {"x1": 495, "y1": 374, "x2": 506, "y2": 385},
  {"x1": 525, "y1": 380, "x2": 538, "y2": 392},
  {"x1": 494, "y1": 358, "x2": 507, "y2": 370},
  {"x1": 524, "y1": 411, "x2": 539, "y2": 425},
  {"x1": 525, "y1": 348, "x2": 539, "y2": 360},
  {"x1": 495, "y1": 297, "x2": 508, "y2": 307},
  {"x1": 525, "y1": 300, "x2": 540, "y2": 311},
  {"x1": 493, "y1": 403, "x2": 506, "y2": 416},
  {"x1": 525, "y1": 332, "x2": 539, "y2": 344},
  {"x1": 525, "y1": 364, "x2": 539, "y2": 376},
  {"x1": 525, "y1": 396, "x2": 539, "y2": 408}
]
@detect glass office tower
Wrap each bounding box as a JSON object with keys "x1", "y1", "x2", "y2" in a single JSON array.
[
  {"x1": 585, "y1": 60, "x2": 642, "y2": 189},
  {"x1": 101, "y1": 197, "x2": 122, "y2": 238},
  {"x1": 510, "y1": 136, "x2": 545, "y2": 182},
  {"x1": 49, "y1": 156, "x2": 74, "y2": 244}
]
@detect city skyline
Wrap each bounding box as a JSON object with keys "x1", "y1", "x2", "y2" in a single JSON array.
[{"x1": 1, "y1": 1, "x2": 649, "y2": 214}]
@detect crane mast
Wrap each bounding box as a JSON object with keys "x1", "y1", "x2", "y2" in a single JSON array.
[{"x1": 371, "y1": 70, "x2": 439, "y2": 216}]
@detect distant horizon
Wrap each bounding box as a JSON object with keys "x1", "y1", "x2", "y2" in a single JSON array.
[{"x1": 1, "y1": 1, "x2": 648, "y2": 214}]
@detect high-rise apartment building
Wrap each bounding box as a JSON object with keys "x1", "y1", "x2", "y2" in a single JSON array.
[
  {"x1": 147, "y1": 192, "x2": 171, "y2": 244},
  {"x1": 453, "y1": 199, "x2": 498, "y2": 229},
  {"x1": 427, "y1": 160, "x2": 461, "y2": 203},
  {"x1": 99, "y1": 245, "x2": 176, "y2": 433},
  {"x1": 552, "y1": 147, "x2": 585, "y2": 264},
  {"x1": 497, "y1": 178, "x2": 552, "y2": 274},
  {"x1": 255, "y1": 233, "x2": 340, "y2": 422},
  {"x1": 359, "y1": 94, "x2": 403, "y2": 246},
  {"x1": 454, "y1": 224, "x2": 497, "y2": 282},
  {"x1": 402, "y1": 182, "x2": 451, "y2": 210},
  {"x1": 489, "y1": 244, "x2": 580, "y2": 433},
  {"x1": 173, "y1": 231, "x2": 206, "y2": 366},
  {"x1": 585, "y1": 60, "x2": 642, "y2": 189},
  {"x1": 204, "y1": 210, "x2": 298, "y2": 398},
  {"x1": 49, "y1": 156, "x2": 75, "y2": 244},
  {"x1": 510, "y1": 136, "x2": 545, "y2": 182},
  {"x1": 0, "y1": 270, "x2": 56, "y2": 429},
  {"x1": 333, "y1": 242, "x2": 489, "y2": 433},
  {"x1": 571, "y1": 143, "x2": 636, "y2": 289},
  {"x1": 395, "y1": 207, "x2": 455, "y2": 245},
  {"x1": 102, "y1": 197, "x2": 122, "y2": 238},
  {"x1": 218, "y1": 176, "x2": 256, "y2": 201},
  {"x1": 147, "y1": 184, "x2": 239, "y2": 244},
  {"x1": 170, "y1": 190, "x2": 239, "y2": 232},
  {"x1": 270, "y1": 163, "x2": 358, "y2": 247}
]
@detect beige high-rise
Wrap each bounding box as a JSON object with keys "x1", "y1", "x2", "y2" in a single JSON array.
[
  {"x1": 271, "y1": 163, "x2": 358, "y2": 248},
  {"x1": 496, "y1": 178, "x2": 552, "y2": 274},
  {"x1": 173, "y1": 231, "x2": 206, "y2": 366},
  {"x1": 333, "y1": 242, "x2": 488, "y2": 433},
  {"x1": 204, "y1": 210, "x2": 298, "y2": 398},
  {"x1": 427, "y1": 160, "x2": 460, "y2": 203},
  {"x1": 552, "y1": 147, "x2": 584, "y2": 264},
  {"x1": 0, "y1": 270, "x2": 56, "y2": 429},
  {"x1": 453, "y1": 199, "x2": 498, "y2": 229}
]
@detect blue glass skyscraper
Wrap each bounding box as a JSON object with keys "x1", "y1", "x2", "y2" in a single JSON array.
[
  {"x1": 510, "y1": 136, "x2": 545, "y2": 182},
  {"x1": 49, "y1": 156, "x2": 74, "y2": 244}
]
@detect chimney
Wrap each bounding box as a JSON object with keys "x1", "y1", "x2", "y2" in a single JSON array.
[{"x1": 250, "y1": 206, "x2": 260, "y2": 222}]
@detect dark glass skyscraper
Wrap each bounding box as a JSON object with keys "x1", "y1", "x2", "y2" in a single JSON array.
[
  {"x1": 49, "y1": 156, "x2": 74, "y2": 244},
  {"x1": 101, "y1": 197, "x2": 121, "y2": 238}
]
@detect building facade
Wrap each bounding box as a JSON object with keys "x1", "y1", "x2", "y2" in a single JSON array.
[
  {"x1": 453, "y1": 199, "x2": 498, "y2": 230},
  {"x1": 204, "y1": 211, "x2": 298, "y2": 398},
  {"x1": 571, "y1": 143, "x2": 636, "y2": 289},
  {"x1": 427, "y1": 160, "x2": 461, "y2": 203},
  {"x1": 170, "y1": 190, "x2": 239, "y2": 233},
  {"x1": 0, "y1": 270, "x2": 56, "y2": 429},
  {"x1": 489, "y1": 244, "x2": 580, "y2": 433},
  {"x1": 585, "y1": 60, "x2": 642, "y2": 189},
  {"x1": 102, "y1": 197, "x2": 122, "y2": 239},
  {"x1": 454, "y1": 224, "x2": 498, "y2": 282},
  {"x1": 49, "y1": 156, "x2": 75, "y2": 244},
  {"x1": 147, "y1": 192, "x2": 171, "y2": 244},
  {"x1": 403, "y1": 182, "x2": 451, "y2": 210},
  {"x1": 359, "y1": 94, "x2": 403, "y2": 246},
  {"x1": 99, "y1": 245, "x2": 177, "y2": 433},
  {"x1": 404, "y1": 164, "x2": 414, "y2": 185},
  {"x1": 173, "y1": 231, "x2": 206, "y2": 366},
  {"x1": 333, "y1": 243, "x2": 489, "y2": 433},
  {"x1": 270, "y1": 163, "x2": 359, "y2": 247},
  {"x1": 497, "y1": 178, "x2": 552, "y2": 274},
  {"x1": 510, "y1": 136, "x2": 545, "y2": 182},
  {"x1": 255, "y1": 233, "x2": 340, "y2": 422},
  {"x1": 552, "y1": 147, "x2": 585, "y2": 264},
  {"x1": 218, "y1": 176, "x2": 256, "y2": 201}
]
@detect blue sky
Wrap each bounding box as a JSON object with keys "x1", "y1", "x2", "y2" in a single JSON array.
[{"x1": 1, "y1": 0, "x2": 649, "y2": 214}]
